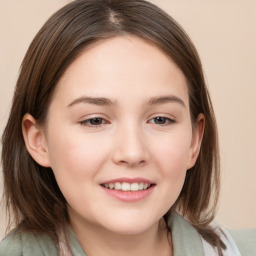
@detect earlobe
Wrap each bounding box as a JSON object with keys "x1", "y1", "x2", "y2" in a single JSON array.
[
  {"x1": 22, "y1": 113, "x2": 51, "y2": 167},
  {"x1": 187, "y1": 113, "x2": 205, "y2": 169}
]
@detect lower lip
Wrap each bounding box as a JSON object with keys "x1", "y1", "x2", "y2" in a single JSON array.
[{"x1": 100, "y1": 185, "x2": 155, "y2": 202}]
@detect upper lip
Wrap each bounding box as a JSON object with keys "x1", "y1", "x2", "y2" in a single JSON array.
[{"x1": 101, "y1": 177, "x2": 155, "y2": 185}]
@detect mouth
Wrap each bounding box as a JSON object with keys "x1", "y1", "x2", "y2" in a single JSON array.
[
  {"x1": 100, "y1": 178, "x2": 156, "y2": 202},
  {"x1": 101, "y1": 182, "x2": 154, "y2": 192}
]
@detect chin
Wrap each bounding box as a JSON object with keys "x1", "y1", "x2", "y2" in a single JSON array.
[{"x1": 99, "y1": 215, "x2": 159, "y2": 236}]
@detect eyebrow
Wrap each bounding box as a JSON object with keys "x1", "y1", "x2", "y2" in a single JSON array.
[
  {"x1": 68, "y1": 96, "x2": 116, "y2": 107},
  {"x1": 147, "y1": 95, "x2": 186, "y2": 107},
  {"x1": 67, "y1": 95, "x2": 185, "y2": 108}
]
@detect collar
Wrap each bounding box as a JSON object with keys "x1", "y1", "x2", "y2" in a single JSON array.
[{"x1": 168, "y1": 212, "x2": 205, "y2": 256}]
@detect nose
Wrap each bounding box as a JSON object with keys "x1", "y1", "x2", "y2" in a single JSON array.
[{"x1": 112, "y1": 123, "x2": 150, "y2": 167}]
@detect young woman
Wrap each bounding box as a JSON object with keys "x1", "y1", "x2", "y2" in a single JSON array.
[{"x1": 0, "y1": 0, "x2": 255, "y2": 255}]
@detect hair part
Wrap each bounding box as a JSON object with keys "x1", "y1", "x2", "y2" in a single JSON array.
[{"x1": 1, "y1": 0, "x2": 224, "y2": 254}]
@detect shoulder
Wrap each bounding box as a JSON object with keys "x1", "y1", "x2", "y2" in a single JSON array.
[
  {"x1": 228, "y1": 228, "x2": 256, "y2": 256},
  {"x1": 202, "y1": 227, "x2": 256, "y2": 256},
  {"x1": 0, "y1": 229, "x2": 58, "y2": 256},
  {"x1": 0, "y1": 230, "x2": 22, "y2": 256},
  {"x1": 169, "y1": 212, "x2": 255, "y2": 256},
  {"x1": 202, "y1": 228, "x2": 242, "y2": 256}
]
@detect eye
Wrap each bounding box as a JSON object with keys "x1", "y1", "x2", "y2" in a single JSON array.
[
  {"x1": 80, "y1": 117, "x2": 107, "y2": 127},
  {"x1": 148, "y1": 116, "x2": 175, "y2": 125}
]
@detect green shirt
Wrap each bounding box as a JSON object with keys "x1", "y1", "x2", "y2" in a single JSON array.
[{"x1": 0, "y1": 213, "x2": 255, "y2": 255}]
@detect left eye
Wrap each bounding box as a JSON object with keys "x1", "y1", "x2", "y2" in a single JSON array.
[
  {"x1": 149, "y1": 117, "x2": 175, "y2": 125},
  {"x1": 80, "y1": 118, "x2": 106, "y2": 126}
]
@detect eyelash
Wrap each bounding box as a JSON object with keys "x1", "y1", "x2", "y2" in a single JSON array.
[
  {"x1": 79, "y1": 116, "x2": 175, "y2": 128},
  {"x1": 148, "y1": 116, "x2": 176, "y2": 125},
  {"x1": 79, "y1": 117, "x2": 107, "y2": 127}
]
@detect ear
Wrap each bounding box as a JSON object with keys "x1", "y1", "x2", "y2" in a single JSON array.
[
  {"x1": 22, "y1": 113, "x2": 51, "y2": 167},
  {"x1": 187, "y1": 113, "x2": 205, "y2": 170}
]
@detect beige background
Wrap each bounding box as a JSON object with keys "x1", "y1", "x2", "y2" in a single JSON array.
[{"x1": 0, "y1": 0, "x2": 255, "y2": 240}]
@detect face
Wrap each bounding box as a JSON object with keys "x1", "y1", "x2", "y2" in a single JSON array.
[{"x1": 25, "y1": 36, "x2": 203, "y2": 236}]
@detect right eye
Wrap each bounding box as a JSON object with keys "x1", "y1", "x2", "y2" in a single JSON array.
[{"x1": 79, "y1": 117, "x2": 107, "y2": 127}]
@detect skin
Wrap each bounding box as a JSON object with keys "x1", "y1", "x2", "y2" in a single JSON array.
[{"x1": 22, "y1": 36, "x2": 204, "y2": 256}]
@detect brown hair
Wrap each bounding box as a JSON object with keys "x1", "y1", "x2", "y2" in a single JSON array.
[{"x1": 1, "y1": 0, "x2": 224, "y2": 254}]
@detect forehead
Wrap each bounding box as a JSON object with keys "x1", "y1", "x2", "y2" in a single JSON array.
[{"x1": 53, "y1": 36, "x2": 189, "y2": 105}]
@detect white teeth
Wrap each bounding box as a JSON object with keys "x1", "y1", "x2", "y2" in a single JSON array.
[
  {"x1": 130, "y1": 183, "x2": 139, "y2": 191},
  {"x1": 103, "y1": 182, "x2": 151, "y2": 191},
  {"x1": 122, "y1": 182, "x2": 131, "y2": 191},
  {"x1": 109, "y1": 183, "x2": 114, "y2": 189},
  {"x1": 143, "y1": 183, "x2": 149, "y2": 189},
  {"x1": 138, "y1": 183, "x2": 144, "y2": 191},
  {"x1": 114, "y1": 182, "x2": 122, "y2": 190}
]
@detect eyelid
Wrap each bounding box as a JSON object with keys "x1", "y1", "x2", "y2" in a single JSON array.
[
  {"x1": 77, "y1": 113, "x2": 176, "y2": 128},
  {"x1": 79, "y1": 115, "x2": 110, "y2": 128},
  {"x1": 147, "y1": 115, "x2": 176, "y2": 125}
]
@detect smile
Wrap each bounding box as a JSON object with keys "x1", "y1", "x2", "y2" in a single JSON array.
[
  {"x1": 100, "y1": 178, "x2": 155, "y2": 201},
  {"x1": 102, "y1": 182, "x2": 151, "y2": 191}
]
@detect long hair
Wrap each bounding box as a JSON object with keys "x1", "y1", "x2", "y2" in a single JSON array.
[{"x1": 1, "y1": 0, "x2": 223, "y2": 254}]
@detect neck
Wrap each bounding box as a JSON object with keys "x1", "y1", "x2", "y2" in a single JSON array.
[{"x1": 69, "y1": 215, "x2": 172, "y2": 256}]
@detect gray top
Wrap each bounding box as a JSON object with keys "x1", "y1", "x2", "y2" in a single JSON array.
[{"x1": 0, "y1": 212, "x2": 255, "y2": 255}]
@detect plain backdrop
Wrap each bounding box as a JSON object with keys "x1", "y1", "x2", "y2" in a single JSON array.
[{"x1": 0, "y1": 0, "x2": 256, "y2": 240}]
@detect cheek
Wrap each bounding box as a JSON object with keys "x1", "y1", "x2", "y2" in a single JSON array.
[
  {"x1": 46, "y1": 133, "x2": 107, "y2": 208},
  {"x1": 158, "y1": 141, "x2": 188, "y2": 185},
  {"x1": 48, "y1": 124, "x2": 96, "y2": 164},
  {"x1": 150, "y1": 129, "x2": 192, "y2": 172},
  {"x1": 148, "y1": 129, "x2": 192, "y2": 202},
  {"x1": 156, "y1": 143, "x2": 189, "y2": 212},
  {"x1": 46, "y1": 127, "x2": 109, "y2": 189}
]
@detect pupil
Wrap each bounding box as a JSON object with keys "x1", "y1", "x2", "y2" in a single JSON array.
[
  {"x1": 155, "y1": 117, "x2": 166, "y2": 124},
  {"x1": 90, "y1": 118, "x2": 102, "y2": 125}
]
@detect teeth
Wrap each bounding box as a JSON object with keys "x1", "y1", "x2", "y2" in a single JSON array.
[
  {"x1": 143, "y1": 183, "x2": 149, "y2": 189},
  {"x1": 122, "y1": 182, "x2": 130, "y2": 191},
  {"x1": 138, "y1": 183, "x2": 144, "y2": 191},
  {"x1": 103, "y1": 182, "x2": 151, "y2": 191},
  {"x1": 114, "y1": 182, "x2": 122, "y2": 190},
  {"x1": 130, "y1": 183, "x2": 138, "y2": 191}
]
